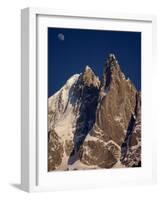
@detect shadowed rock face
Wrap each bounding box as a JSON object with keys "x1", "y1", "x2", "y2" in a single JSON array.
[
  {"x1": 68, "y1": 66, "x2": 100, "y2": 165},
  {"x1": 48, "y1": 54, "x2": 141, "y2": 171}
]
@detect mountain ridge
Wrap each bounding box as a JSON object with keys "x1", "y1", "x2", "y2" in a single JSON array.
[{"x1": 48, "y1": 54, "x2": 141, "y2": 171}]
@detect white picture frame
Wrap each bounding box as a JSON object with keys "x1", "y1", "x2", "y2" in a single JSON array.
[{"x1": 21, "y1": 7, "x2": 157, "y2": 192}]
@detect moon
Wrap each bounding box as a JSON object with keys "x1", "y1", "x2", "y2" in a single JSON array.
[{"x1": 57, "y1": 33, "x2": 65, "y2": 41}]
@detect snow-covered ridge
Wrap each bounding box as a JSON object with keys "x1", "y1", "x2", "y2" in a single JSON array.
[
  {"x1": 48, "y1": 74, "x2": 80, "y2": 113},
  {"x1": 48, "y1": 73, "x2": 82, "y2": 170},
  {"x1": 48, "y1": 67, "x2": 101, "y2": 170}
]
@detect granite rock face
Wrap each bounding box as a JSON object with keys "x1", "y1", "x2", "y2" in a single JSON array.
[
  {"x1": 80, "y1": 54, "x2": 139, "y2": 167},
  {"x1": 48, "y1": 129, "x2": 64, "y2": 171},
  {"x1": 120, "y1": 92, "x2": 141, "y2": 167},
  {"x1": 48, "y1": 54, "x2": 141, "y2": 171}
]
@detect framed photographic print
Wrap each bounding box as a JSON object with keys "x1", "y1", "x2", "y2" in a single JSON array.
[{"x1": 21, "y1": 7, "x2": 156, "y2": 192}]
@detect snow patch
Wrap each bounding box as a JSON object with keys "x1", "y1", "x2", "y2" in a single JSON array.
[
  {"x1": 114, "y1": 116, "x2": 122, "y2": 122},
  {"x1": 65, "y1": 74, "x2": 79, "y2": 88},
  {"x1": 68, "y1": 160, "x2": 99, "y2": 170},
  {"x1": 85, "y1": 65, "x2": 91, "y2": 71}
]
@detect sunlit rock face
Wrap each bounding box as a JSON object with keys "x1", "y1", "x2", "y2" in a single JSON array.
[
  {"x1": 48, "y1": 54, "x2": 141, "y2": 171},
  {"x1": 48, "y1": 129, "x2": 64, "y2": 171},
  {"x1": 80, "y1": 54, "x2": 139, "y2": 168}
]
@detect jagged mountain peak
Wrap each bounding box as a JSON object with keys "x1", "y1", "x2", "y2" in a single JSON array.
[
  {"x1": 83, "y1": 65, "x2": 95, "y2": 78},
  {"x1": 79, "y1": 65, "x2": 100, "y2": 88},
  {"x1": 48, "y1": 55, "x2": 141, "y2": 171},
  {"x1": 100, "y1": 53, "x2": 119, "y2": 92},
  {"x1": 105, "y1": 53, "x2": 120, "y2": 74},
  {"x1": 100, "y1": 53, "x2": 136, "y2": 93},
  {"x1": 84, "y1": 65, "x2": 92, "y2": 71},
  {"x1": 106, "y1": 53, "x2": 118, "y2": 66}
]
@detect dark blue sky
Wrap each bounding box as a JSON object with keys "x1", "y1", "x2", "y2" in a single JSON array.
[{"x1": 48, "y1": 27, "x2": 141, "y2": 97}]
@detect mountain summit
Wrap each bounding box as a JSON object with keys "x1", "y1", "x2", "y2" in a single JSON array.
[
  {"x1": 81, "y1": 65, "x2": 100, "y2": 88},
  {"x1": 48, "y1": 54, "x2": 141, "y2": 171}
]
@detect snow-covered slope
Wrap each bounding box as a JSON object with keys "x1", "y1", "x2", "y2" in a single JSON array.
[
  {"x1": 48, "y1": 74, "x2": 79, "y2": 133},
  {"x1": 48, "y1": 66, "x2": 100, "y2": 171},
  {"x1": 48, "y1": 74, "x2": 81, "y2": 170}
]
